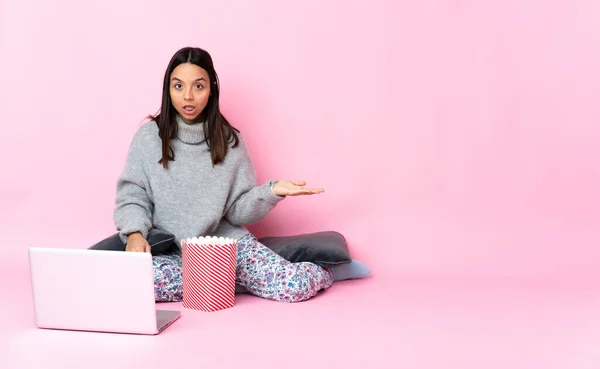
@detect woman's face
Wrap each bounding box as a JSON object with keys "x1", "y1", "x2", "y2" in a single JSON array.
[{"x1": 169, "y1": 62, "x2": 211, "y2": 124}]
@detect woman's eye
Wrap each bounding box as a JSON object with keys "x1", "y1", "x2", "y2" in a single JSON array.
[
  {"x1": 195, "y1": 84, "x2": 203, "y2": 89},
  {"x1": 174, "y1": 83, "x2": 182, "y2": 89}
]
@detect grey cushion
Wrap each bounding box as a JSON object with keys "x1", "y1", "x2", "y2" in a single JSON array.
[
  {"x1": 88, "y1": 229, "x2": 176, "y2": 255},
  {"x1": 258, "y1": 231, "x2": 351, "y2": 267},
  {"x1": 146, "y1": 229, "x2": 177, "y2": 253}
]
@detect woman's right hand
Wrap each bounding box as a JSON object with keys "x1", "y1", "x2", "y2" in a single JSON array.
[{"x1": 126, "y1": 232, "x2": 151, "y2": 253}]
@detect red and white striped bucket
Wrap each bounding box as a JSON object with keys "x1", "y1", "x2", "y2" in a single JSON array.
[{"x1": 180, "y1": 236, "x2": 238, "y2": 312}]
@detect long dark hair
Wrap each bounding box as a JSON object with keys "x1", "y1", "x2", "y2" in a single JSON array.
[{"x1": 149, "y1": 47, "x2": 239, "y2": 169}]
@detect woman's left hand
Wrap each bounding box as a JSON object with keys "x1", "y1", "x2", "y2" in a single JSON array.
[{"x1": 272, "y1": 180, "x2": 324, "y2": 197}]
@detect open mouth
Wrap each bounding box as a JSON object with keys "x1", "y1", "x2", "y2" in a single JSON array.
[{"x1": 182, "y1": 105, "x2": 196, "y2": 114}]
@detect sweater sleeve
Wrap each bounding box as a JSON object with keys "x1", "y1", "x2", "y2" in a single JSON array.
[
  {"x1": 113, "y1": 128, "x2": 154, "y2": 244},
  {"x1": 224, "y1": 138, "x2": 285, "y2": 226}
]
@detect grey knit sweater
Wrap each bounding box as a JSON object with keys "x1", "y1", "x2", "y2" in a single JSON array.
[{"x1": 113, "y1": 115, "x2": 284, "y2": 250}]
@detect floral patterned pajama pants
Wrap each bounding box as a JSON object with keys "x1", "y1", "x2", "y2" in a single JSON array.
[{"x1": 153, "y1": 233, "x2": 334, "y2": 303}]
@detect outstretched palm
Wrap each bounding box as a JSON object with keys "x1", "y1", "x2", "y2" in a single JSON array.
[{"x1": 272, "y1": 180, "x2": 324, "y2": 197}]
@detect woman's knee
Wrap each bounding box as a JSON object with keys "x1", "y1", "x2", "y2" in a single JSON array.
[
  {"x1": 153, "y1": 254, "x2": 183, "y2": 302},
  {"x1": 275, "y1": 268, "x2": 318, "y2": 303}
]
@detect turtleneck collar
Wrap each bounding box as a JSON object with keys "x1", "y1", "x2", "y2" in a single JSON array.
[{"x1": 175, "y1": 114, "x2": 206, "y2": 145}]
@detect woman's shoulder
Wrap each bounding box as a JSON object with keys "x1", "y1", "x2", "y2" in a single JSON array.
[
  {"x1": 124, "y1": 120, "x2": 161, "y2": 158},
  {"x1": 137, "y1": 119, "x2": 160, "y2": 136},
  {"x1": 224, "y1": 129, "x2": 257, "y2": 168},
  {"x1": 131, "y1": 120, "x2": 160, "y2": 144},
  {"x1": 227, "y1": 128, "x2": 250, "y2": 154}
]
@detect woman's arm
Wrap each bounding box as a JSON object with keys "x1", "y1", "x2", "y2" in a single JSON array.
[
  {"x1": 223, "y1": 146, "x2": 285, "y2": 226},
  {"x1": 223, "y1": 138, "x2": 324, "y2": 226},
  {"x1": 113, "y1": 128, "x2": 154, "y2": 244}
]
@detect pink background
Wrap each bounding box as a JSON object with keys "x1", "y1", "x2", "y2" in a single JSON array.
[
  {"x1": 2, "y1": 0, "x2": 600, "y2": 281},
  {"x1": 3, "y1": 1, "x2": 600, "y2": 368}
]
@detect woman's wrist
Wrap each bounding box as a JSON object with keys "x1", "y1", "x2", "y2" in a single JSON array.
[
  {"x1": 270, "y1": 181, "x2": 278, "y2": 195},
  {"x1": 127, "y1": 232, "x2": 144, "y2": 240}
]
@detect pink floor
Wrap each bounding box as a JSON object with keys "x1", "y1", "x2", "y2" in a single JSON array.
[{"x1": 3, "y1": 260, "x2": 600, "y2": 369}]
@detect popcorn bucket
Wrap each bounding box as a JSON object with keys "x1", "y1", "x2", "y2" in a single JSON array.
[{"x1": 180, "y1": 236, "x2": 238, "y2": 312}]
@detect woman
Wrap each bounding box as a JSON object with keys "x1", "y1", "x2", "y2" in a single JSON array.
[{"x1": 96, "y1": 47, "x2": 369, "y2": 303}]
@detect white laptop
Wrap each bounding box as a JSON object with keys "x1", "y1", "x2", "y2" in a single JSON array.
[{"x1": 28, "y1": 247, "x2": 181, "y2": 335}]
